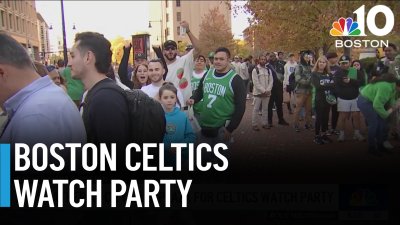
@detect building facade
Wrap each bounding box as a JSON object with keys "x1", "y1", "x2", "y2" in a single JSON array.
[
  {"x1": 0, "y1": 0, "x2": 40, "y2": 60},
  {"x1": 37, "y1": 12, "x2": 50, "y2": 63},
  {"x1": 149, "y1": 0, "x2": 231, "y2": 53}
]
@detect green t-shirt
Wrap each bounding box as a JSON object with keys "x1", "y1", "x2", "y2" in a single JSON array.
[
  {"x1": 361, "y1": 81, "x2": 396, "y2": 119},
  {"x1": 62, "y1": 67, "x2": 84, "y2": 101},
  {"x1": 199, "y1": 69, "x2": 236, "y2": 128}
]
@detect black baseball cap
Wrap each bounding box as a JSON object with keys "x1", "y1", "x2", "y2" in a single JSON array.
[
  {"x1": 339, "y1": 55, "x2": 351, "y2": 63},
  {"x1": 163, "y1": 40, "x2": 177, "y2": 49}
]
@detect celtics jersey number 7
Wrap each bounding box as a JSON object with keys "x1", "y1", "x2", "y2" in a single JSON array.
[{"x1": 199, "y1": 69, "x2": 236, "y2": 128}]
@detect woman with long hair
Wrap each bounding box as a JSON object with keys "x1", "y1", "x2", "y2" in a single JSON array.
[
  {"x1": 118, "y1": 42, "x2": 150, "y2": 89},
  {"x1": 311, "y1": 56, "x2": 335, "y2": 144},
  {"x1": 131, "y1": 64, "x2": 150, "y2": 89},
  {"x1": 352, "y1": 60, "x2": 369, "y2": 90}
]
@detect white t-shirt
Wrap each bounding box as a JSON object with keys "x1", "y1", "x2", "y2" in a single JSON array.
[
  {"x1": 231, "y1": 62, "x2": 241, "y2": 75},
  {"x1": 165, "y1": 49, "x2": 194, "y2": 106},
  {"x1": 240, "y1": 62, "x2": 249, "y2": 80},
  {"x1": 114, "y1": 73, "x2": 131, "y2": 90},
  {"x1": 192, "y1": 70, "x2": 206, "y2": 80},
  {"x1": 141, "y1": 83, "x2": 184, "y2": 108}
]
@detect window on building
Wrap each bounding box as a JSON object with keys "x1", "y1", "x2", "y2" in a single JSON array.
[
  {"x1": 16, "y1": 16, "x2": 19, "y2": 31},
  {"x1": 13, "y1": 0, "x2": 16, "y2": 10},
  {"x1": 32, "y1": 22, "x2": 35, "y2": 36},
  {"x1": 0, "y1": 11, "x2": 5, "y2": 28},
  {"x1": 7, "y1": 0, "x2": 11, "y2": 8},
  {"x1": 22, "y1": 18, "x2": 25, "y2": 32},
  {"x1": 176, "y1": 0, "x2": 181, "y2": 7},
  {"x1": 8, "y1": 13, "x2": 12, "y2": 30},
  {"x1": 165, "y1": 0, "x2": 168, "y2": 8},
  {"x1": 166, "y1": 13, "x2": 169, "y2": 22},
  {"x1": 177, "y1": 12, "x2": 181, "y2": 22},
  {"x1": 177, "y1": 26, "x2": 180, "y2": 35},
  {"x1": 166, "y1": 27, "x2": 170, "y2": 36},
  {"x1": 40, "y1": 26, "x2": 44, "y2": 38}
]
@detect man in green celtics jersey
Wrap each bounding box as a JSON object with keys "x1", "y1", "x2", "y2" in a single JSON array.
[
  {"x1": 187, "y1": 47, "x2": 246, "y2": 152},
  {"x1": 191, "y1": 55, "x2": 207, "y2": 118}
]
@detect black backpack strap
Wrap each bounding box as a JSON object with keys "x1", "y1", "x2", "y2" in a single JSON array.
[
  {"x1": 82, "y1": 80, "x2": 126, "y2": 123},
  {"x1": 84, "y1": 81, "x2": 125, "y2": 107}
]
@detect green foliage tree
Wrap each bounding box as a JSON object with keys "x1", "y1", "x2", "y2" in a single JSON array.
[
  {"x1": 239, "y1": 1, "x2": 400, "y2": 56},
  {"x1": 233, "y1": 39, "x2": 252, "y2": 58},
  {"x1": 198, "y1": 7, "x2": 235, "y2": 57},
  {"x1": 110, "y1": 36, "x2": 133, "y2": 65}
]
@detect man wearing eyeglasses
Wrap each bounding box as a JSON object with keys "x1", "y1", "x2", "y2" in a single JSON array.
[{"x1": 163, "y1": 21, "x2": 200, "y2": 107}]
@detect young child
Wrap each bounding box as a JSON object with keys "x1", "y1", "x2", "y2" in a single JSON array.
[{"x1": 159, "y1": 82, "x2": 196, "y2": 167}]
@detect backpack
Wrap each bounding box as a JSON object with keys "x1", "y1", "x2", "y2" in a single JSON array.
[{"x1": 83, "y1": 82, "x2": 166, "y2": 145}]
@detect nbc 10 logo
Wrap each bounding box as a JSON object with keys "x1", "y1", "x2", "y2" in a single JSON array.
[{"x1": 331, "y1": 5, "x2": 395, "y2": 48}]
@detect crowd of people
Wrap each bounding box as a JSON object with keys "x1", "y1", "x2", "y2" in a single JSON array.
[
  {"x1": 0, "y1": 21, "x2": 245, "y2": 165},
  {"x1": 1, "y1": 20, "x2": 400, "y2": 158},
  {"x1": 235, "y1": 45, "x2": 399, "y2": 155}
]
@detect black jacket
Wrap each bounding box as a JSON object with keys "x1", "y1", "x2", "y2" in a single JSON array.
[{"x1": 334, "y1": 68, "x2": 364, "y2": 100}]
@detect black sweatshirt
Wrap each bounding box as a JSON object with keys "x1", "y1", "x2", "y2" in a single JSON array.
[
  {"x1": 191, "y1": 70, "x2": 246, "y2": 133},
  {"x1": 118, "y1": 45, "x2": 134, "y2": 89},
  {"x1": 83, "y1": 79, "x2": 130, "y2": 147},
  {"x1": 311, "y1": 72, "x2": 335, "y2": 102},
  {"x1": 266, "y1": 62, "x2": 283, "y2": 90},
  {"x1": 334, "y1": 68, "x2": 364, "y2": 100}
]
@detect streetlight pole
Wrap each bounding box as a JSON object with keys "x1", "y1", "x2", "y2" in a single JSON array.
[{"x1": 60, "y1": 0, "x2": 68, "y2": 65}]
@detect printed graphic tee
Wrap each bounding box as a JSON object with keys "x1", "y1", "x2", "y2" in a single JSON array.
[{"x1": 165, "y1": 49, "x2": 195, "y2": 106}]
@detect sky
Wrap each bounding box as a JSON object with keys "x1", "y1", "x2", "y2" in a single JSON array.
[{"x1": 35, "y1": 0, "x2": 251, "y2": 52}]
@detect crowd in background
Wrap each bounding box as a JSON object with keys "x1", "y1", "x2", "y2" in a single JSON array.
[
  {"x1": 1, "y1": 22, "x2": 400, "y2": 157},
  {"x1": 234, "y1": 45, "x2": 400, "y2": 155}
]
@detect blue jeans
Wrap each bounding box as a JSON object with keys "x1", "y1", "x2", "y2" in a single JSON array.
[{"x1": 357, "y1": 96, "x2": 387, "y2": 150}]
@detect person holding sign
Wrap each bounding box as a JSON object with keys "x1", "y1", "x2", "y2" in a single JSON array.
[{"x1": 335, "y1": 55, "x2": 365, "y2": 142}]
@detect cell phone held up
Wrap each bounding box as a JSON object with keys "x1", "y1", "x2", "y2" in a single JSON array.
[{"x1": 180, "y1": 26, "x2": 186, "y2": 37}]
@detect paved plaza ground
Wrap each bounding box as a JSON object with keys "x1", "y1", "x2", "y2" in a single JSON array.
[{"x1": 230, "y1": 100, "x2": 400, "y2": 183}]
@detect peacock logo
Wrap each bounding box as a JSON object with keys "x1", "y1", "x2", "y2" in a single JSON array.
[{"x1": 330, "y1": 17, "x2": 361, "y2": 36}]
